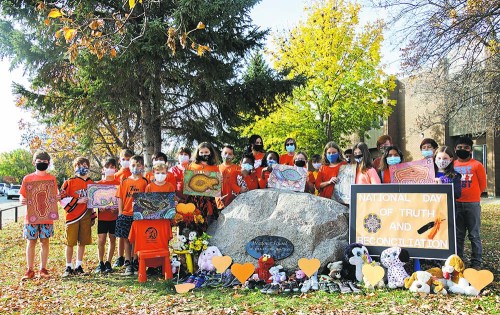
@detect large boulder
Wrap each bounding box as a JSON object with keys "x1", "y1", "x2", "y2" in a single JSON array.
[{"x1": 208, "y1": 189, "x2": 349, "y2": 270}]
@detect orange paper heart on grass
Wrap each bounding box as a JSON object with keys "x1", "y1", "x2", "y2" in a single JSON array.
[
  {"x1": 176, "y1": 203, "x2": 196, "y2": 214},
  {"x1": 230, "y1": 263, "x2": 255, "y2": 284},
  {"x1": 175, "y1": 283, "x2": 195, "y2": 294},
  {"x1": 298, "y1": 258, "x2": 321, "y2": 278},
  {"x1": 463, "y1": 268, "x2": 494, "y2": 291},
  {"x1": 362, "y1": 264, "x2": 385, "y2": 285},
  {"x1": 212, "y1": 256, "x2": 232, "y2": 274}
]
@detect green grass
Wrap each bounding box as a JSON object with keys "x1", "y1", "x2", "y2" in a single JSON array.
[{"x1": 0, "y1": 205, "x2": 498, "y2": 314}]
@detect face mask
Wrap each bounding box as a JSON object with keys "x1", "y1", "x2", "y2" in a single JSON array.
[
  {"x1": 104, "y1": 168, "x2": 116, "y2": 176},
  {"x1": 326, "y1": 153, "x2": 339, "y2": 163},
  {"x1": 242, "y1": 163, "x2": 253, "y2": 172},
  {"x1": 121, "y1": 159, "x2": 130, "y2": 168},
  {"x1": 435, "y1": 159, "x2": 452, "y2": 170},
  {"x1": 345, "y1": 157, "x2": 351, "y2": 163},
  {"x1": 178, "y1": 155, "x2": 189, "y2": 164},
  {"x1": 354, "y1": 155, "x2": 363, "y2": 163},
  {"x1": 221, "y1": 154, "x2": 233, "y2": 161},
  {"x1": 421, "y1": 150, "x2": 434, "y2": 158},
  {"x1": 267, "y1": 160, "x2": 277, "y2": 167},
  {"x1": 199, "y1": 154, "x2": 210, "y2": 161},
  {"x1": 386, "y1": 156, "x2": 401, "y2": 165},
  {"x1": 36, "y1": 162, "x2": 49, "y2": 171},
  {"x1": 154, "y1": 173, "x2": 167, "y2": 182},
  {"x1": 313, "y1": 163, "x2": 322, "y2": 170},
  {"x1": 76, "y1": 167, "x2": 89, "y2": 176},
  {"x1": 294, "y1": 160, "x2": 306, "y2": 167},
  {"x1": 286, "y1": 144, "x2": 295, "y2": 153},
  {"x1": 455, "y1": 149, "x2": 470, "y2": 160},
  {"x1": 130, "y1": 166, "x2": 143, "y2": 175},
  {"x1": 253, "y1": 144, "x2": 263, "y2": 151}
]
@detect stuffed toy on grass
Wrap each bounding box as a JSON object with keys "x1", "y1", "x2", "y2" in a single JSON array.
[
  {"x1": 341, "y1": 243, "x2": 371, "y2": 282},
  {"x1": 171, "y1": 255, "x2": 181, "y2": 275},
  {"x1": 327, "y1": 261, "x2": 343, "y2": 280},
  {"x1": 363, "y1": 261, "x2": 386, "y2": 290},
  {"x1": 441, "y1": 255, "x2": 479, "y2": 296},
  {"x1": 380, "y1": 247, "x2": 410, "y2": 289},
  {"x1": 197, "y1": 246, "x2": 222, "y2": 272},
  {"x1": 404, "y1": 270, "x2": 447, "y2": 294},
  {"x1": 268, "y1": 265, "x2": 287, "y2": 284},
  {"x1": 253, "y1": 254, "x2": 275, "y2": 283}
]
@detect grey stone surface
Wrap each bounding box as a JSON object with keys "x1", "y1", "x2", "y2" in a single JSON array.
[{"x1": 208, "y1": 189, "x2": 349, "y2": 270}]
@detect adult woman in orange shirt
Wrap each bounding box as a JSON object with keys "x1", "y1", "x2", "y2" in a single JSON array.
[
  {"x1": 246, "y1": 134, "x2": 266, "y2": 169},
  {"x1": 279, "y1": 138, "x2": 297, "y2": 166},
  {"x1": 315, "y1": 142, "x2": 347, "y2": 198}
]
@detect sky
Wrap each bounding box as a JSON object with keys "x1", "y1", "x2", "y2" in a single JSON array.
[{"x1": 0, "y1": 0, "x2": 400, "y2": 154}]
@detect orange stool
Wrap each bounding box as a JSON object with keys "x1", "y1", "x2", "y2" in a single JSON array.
[{"x1": 137, "y1": 249, "x2": 173, "y2": 283}]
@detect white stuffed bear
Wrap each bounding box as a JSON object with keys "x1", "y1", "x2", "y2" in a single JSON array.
[
  {"x1": 172, "y1": 235, "x2": 187, "y2": 251},
  {"x1": 198, "y1": 246, "x2": 222, "y2": 272}
]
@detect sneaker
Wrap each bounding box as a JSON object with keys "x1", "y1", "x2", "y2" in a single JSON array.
[
  {"x1": 74, "y1": 266, "x2": 85, "y2": 275},
  {"x1": 95, "y1": 262, "x2": 105, "y2": 274},
  {"x1": 38, "y1": 268, "x2": 50, "y2": 279},
  {"x1": 123, "y1": 263, "x2": 134, "y2": 276},
  {"x1": 104, "y1": 261, "x2": 113, "y2": 273},
  {"x1": 347, "y1": 281, "x2": 362, "y2": 294},
  {"x1": 21, "y1": 269, "x2": 35, "y2": 281},
  {"x1": 328, "y1": 282, "x2": 340, "y2": 293},
  {"x1": 301, "y1": 279, "x2": 312, "y2": 293},
  {"x1": 132, "y1": 259, "x2": 139, "y2": 272},
  {"x1": 266, "y1": 283, "x2": 280, "y2": 294},
  {"x1": 113, "y1": 256, "x2": 125, "y2": 268},
  {"x1": 62, "y1": 266, "x2": 73, "y2": 278}
]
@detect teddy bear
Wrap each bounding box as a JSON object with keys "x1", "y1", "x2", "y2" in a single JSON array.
[
  {"x1": 171, "y1": 254, "x2": 181, "y2": 275},
  {"x1": 441, "y1": 254, "x2": 479, "y2": 296},
  {"x1": 172, "y1": 234, "x2": 187, "y2": 251},
  {"x1": 262, "y1": 265, "x2": 287, "y2": 294},
  {"x1": 380, "y1": 246, "x2": 410, "y2": 289},
  {"x1": 197, "y1": 245, "x2": 222, "y2": 272},
  {"x1": 404, "y1": 270, "x2": 447, "y2": 294},
  {"x1": 327, "y1": 261, "x2": 343, "y2": 280},
  {"x1": 341, "y1": 243, "x2": 371, "y2": 282},
  {"x1": 253, "y1": 254, "x2": 275, "y2": 283}
]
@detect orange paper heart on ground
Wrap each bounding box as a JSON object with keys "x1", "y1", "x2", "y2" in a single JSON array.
[
  {"x1": 176, "y1": 203, "x2": 196, "y2": 214},
  {"x1": 298, "y1": 258, "x2": 321, "y2": 278},
  {"x1": 362, "y1": 264, "x2": 385, "y2": 285},
  {"x1": 463, "y1": 268, "x2": 494, "y2": 291},
  {"x1": 231, "y1": 263, "x2": 255, "y2": 284},
  {"x1": 212, "y1": 256, "x2": 232, "y2": 274},
  {"x1": 175, "y1": 283, "x2": 195, "y2": 294}
]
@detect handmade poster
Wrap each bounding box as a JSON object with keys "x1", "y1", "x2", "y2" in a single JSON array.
[
  {"x1": 389, "y1": 158, "x2": 435, "y2": 184},
  {"x1": 183, "y1": 170, "x2": 222, "y2": 197},
  {"x1": 350, "y1": 184, "x2": 456, "y2": 259},
  {"x1": 26, "y1": 180, "x2": 59, "y2": 223},
  {"x1": 333, "y1": 163, "x2": 356, "y2": 204},
  {"x1": 267, "y1": 164, "x2": 307, "y2": 192},
  {"x1": 246, "y1": 235, "x2": 294, "y2": 260},
  {"x1": 133, "y1": 192, "x2": 176, "y2": 220},
  {"x1": 87, "y1": 184, "x2": 118, "y2": 209}
]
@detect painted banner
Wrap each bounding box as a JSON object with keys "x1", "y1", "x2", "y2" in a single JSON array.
[
  {"x1": 87, "y1": 184, "x2": 118, "y2": 209},
  {"x1": 267, "y1": 164, "x2": 307, "y2": 192},
  {"x1": 389, "y1": 158, "x2": 435, "y2": 184},
  {"x1": 350, "y1": 184, "x2": 456, "y2": 259},
  {"x1": 26, "y1": 180, "x2": 59, "y2": 223},
  {"x1": 183, "y1": 170, "x2": 222, "y2": 197},
  {"x1": 133, "y1": 192, "x2": 176, "y2": 220},
  {"x1": 333, "y1": 163, "x2": 356, "y2": 204}
]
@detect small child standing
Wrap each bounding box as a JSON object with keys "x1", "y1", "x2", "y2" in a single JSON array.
[
  {"x1": 60, "y1": 157, "x2": 96, "y2": 277},
  {"x1": 115, "y1": 155, "x2": 149, "y2": 275},
  {"x1": 145, "y1": 162, "x2": 175, "y2": 193},
  {"x1": 19, "y1": 150, "x2": 59, "y2": 280}
]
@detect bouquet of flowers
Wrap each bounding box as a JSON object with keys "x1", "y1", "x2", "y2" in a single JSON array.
[{"x1": 188, "y1": 232, "x2": 211, "y2": 254}]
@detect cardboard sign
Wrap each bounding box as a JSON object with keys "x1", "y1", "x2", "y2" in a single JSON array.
[
  {"x1": 246, "y1": 235, "x2": 294, "y2": 260},
  {"x1": 267, "y1": 164, "x2": 307, "y2": 192},
  {"x1": 87, "y1": 184, "x2": 118, "y2": 209},
  {"x1": 26, "y1": 180, "x2": 59, "y2": 223},
  {"x1": 389, "y1": 158, "x2": 435, "y2": 184},
  {"x1": 132, "y1": 192, "x2": 176, "y2": 220},
  {"x1": 333, "y1": 163, "x2": 356, "y2": 204},
  {"x1": 183, "y1": 170, "x2": 222, "y2": 197},
  {"x1": 350, "y1": 184, "x2": 456, "y2": 259}
]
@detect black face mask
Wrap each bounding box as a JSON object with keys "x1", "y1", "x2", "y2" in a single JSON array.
[
  {"x1": 354, "y1": 155, "x2": 363, "y2": 160},
  {"x1": 36, "y1": 162, "x2": 49, "y2": 171},
  {"x1": 294, "y1": 160, "x2": 306, "y2": 167},
  {"x1": 456, "y1": 149, "x2": 470, "y2": 159},
  {"x1": 199, "y1": 154, "x2": 210, "y2": 161},
  {"x1": 253, "y1": 144, "x2": 263, "y2": 151}
]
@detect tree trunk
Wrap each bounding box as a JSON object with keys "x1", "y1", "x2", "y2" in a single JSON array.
[{"x1": 140, "y1": 85, "x2": 155, "y2": 170}]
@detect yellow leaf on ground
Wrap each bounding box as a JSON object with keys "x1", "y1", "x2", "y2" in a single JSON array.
[{"x1": 48, "y1": 8, "x2": 62, "y2": 18}]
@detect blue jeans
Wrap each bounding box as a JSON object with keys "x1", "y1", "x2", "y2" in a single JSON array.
[{"x1": 455, "y1": 202, "x2": 482, "y2": 267}]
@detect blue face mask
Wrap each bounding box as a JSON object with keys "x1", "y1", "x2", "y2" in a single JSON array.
[
  {"x1": 326, "y1": 153, "x2": 339, "y2": 163},
  {"x1": 130, "y1": 166, "x2": 143, "y2": 175},
  {"x1": 267, "y1": 160, "x2": 277, "y2": 167},
  {"x1": 422, "y1": 150, "x2": 434, "y2": 158},
  {"x1": 75, "y1": 167, "x2": 89, "y2": 176},
  {"x1": 242, "y1": 163, "x2": 253, "y2": 172},
  {"x1": 285, "y1": 144, "x2": 295, "y2": 153},
  {"x1": 386, "y1": 156, "x2": 401, "y2": 165}
]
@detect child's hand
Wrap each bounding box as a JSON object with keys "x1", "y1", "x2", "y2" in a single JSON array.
[
  {"x1": 434, "y1": 178, "x2": 442, "y2": 184},
  {"x1": 329, "y1": 177, "x2": 338, "y2": 184},
  {"x1": 20, "y1": 196, "x2": 27, "y2": 205},
  {"x1": 77, "y1": 197, "x2": 89, "y2": 204}
]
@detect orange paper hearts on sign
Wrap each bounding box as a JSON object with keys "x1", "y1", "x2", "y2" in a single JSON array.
[
  {"x1": 212, "y1": 256, "x2": 232, "y2": 274},
  {"x1": 362, "y1": 264, "x2": 385, "y2": 285},
  {"x1": 298, "y1": 258, "x2": 321, "y2": 278},
  {"x1": 463, "y1": 268, "x2": 494, "y2": 291},
  {"x1": 175, "y1": 283, "x2": 195, "y2": 294},
  {"x1": 176, "y1": 203, "x2": 196, "y2": 214},
  {"x1": 230, "y1": 263, "x2": 255, "y2": 284}
]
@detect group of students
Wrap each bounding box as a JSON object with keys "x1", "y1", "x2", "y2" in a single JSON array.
[{"x1": 18, "y1": 133, "x2": 486, "y2": 280}]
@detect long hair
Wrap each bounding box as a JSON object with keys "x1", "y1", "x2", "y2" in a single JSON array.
[
  {"x1": 379, "y1": 146, "x2": 404, "y2": 171},
  {"x1": 322, "y1": 141, "x2": 344, "y2": 165},
  {"x1": 353, "y1": 142, "x2": 373, "y2": 173},
  {"x1": 435, "y1": 146, "x2": 458, "y2": 178},
  {"x1": 194, "y1": 142, "x2": 219, "y2": 166},
  {"x1": 245, "y1": 134, "x2": 264, "y2": 154},
  {"x1": 261, "y1": 151, "x2": 279, "y2": 168}
]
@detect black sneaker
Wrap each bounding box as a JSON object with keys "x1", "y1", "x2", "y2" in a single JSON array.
[
  {"x1": 133, "y1": 259, "x2": 139, "y2": 272},
  {"x1": 123, "y1": 263, "x2": 134, "y2": 276},
  {"x1": 104, "y1": 261, "x2": 113, "y2": 273},
  {"x1": 95, "y1": 262, "x2": 105, "y2": 274},
  {"x1": 114, "y1": 256, "x2": 125, "y2": 268},
  {"x1": 62, "y1": 266, "x2": 73, "y2": 278},
  {"x1": 74, "y1": 266, "x2": 85, "y2": 275}
]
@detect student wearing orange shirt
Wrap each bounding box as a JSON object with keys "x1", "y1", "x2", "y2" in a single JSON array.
[
  {"x1": 114, "y1": 149, "x2": 133, "y2": 182},
  {"x1": 260, "y1": 151, "x2": 279, "y2": 188},
  {"x1": 279, "y1": 138, "x2": 297, "y2": 166},
  {"x1": 315, "y1": 142, "x2": 347, "y2": 198},
  {"x1": 94, "y1": 157, "x2": 120, "y2": 274},
  {"x1": 145, "y1": 162, "x2": 175, "y2": 193},
  {"x1": 245, "y1": 134, "x2": 266, "y2": 169},
  {"x1": 293, "y1": 152, "x2": 314, "y2": 194},
  {"x1": 170, "y1": 147, "x2": 192, "y2": 201},
  {"x1": 217, "y1": 145, "x2": 240, "y2": 208},
  {"x1": 115, "y1": 155, "x2": 149, "y2": 276},
  {"x1": 238, "y1": 153, "x2": 261, "y2": 191},
  {"x1": 353, "y1": 142, "x2": 381, "y2": 184},
  {"x1": 309, "y1": 154, "x2": 322, "y2": 195},
  {"x1": 145, "y1": 151, "x2": 176, "y2": 186},
  {"x1": 19, "y1": 150, "x2": 59, "y2": 280},
  {"x1": 378, "y1": 146, "x2": 404, "y2": 183},
  {"x1": 60, "y1": 157, "x2": 95, "y2": 277}
]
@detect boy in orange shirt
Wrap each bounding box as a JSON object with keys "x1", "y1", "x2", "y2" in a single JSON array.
[
  {"x1": 60, "y1": 157, "x2": 95, "y2": 277},
  {"x1": 145, "y1": 162, "x2": 175, "y2": 192},
  {"x1": 217, "y1": 144, "x2": 240, "y2": 208},
  {"x1": 19, "y1": 150, "x2": 59, "y2": 280},
  {"x1": 115, "y1": 155, "x2": 149, "y2": 275}
]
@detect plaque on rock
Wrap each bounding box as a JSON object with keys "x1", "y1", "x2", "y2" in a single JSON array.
[{"x1": 245, "y1": 235, "x2": 294, "y2": 260}]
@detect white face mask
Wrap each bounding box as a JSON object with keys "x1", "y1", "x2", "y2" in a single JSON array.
[
  {"x1": 435, "y1": 159, "x2": 452, "y2": 170},
  {"x1": 154, "y1": 173, "x2": 167, "y2": 182},
  {"x1": 104, "y1": 168, "x2": 116, "y2": 176},
  {"x1": 178, "y1": 155, "x2": 189, "y2": 164},
  {"x1": 121, "y1": 159, "x2": 130, "y2": 168},
  {"x1": 313, "y1": 163, "x2": 322, "y2": 170}
]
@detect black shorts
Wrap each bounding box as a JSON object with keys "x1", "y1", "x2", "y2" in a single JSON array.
[
  {"x1": 97, "y1": 220, "x2": 116, "y2": 235},
  {"x1": 115, "y1": 214, "x2": 133, "y2": 238}
]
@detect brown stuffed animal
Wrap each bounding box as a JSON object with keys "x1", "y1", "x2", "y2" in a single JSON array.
[{"x1": 404, "y1": 270, "x2": 447, "y2": 294}]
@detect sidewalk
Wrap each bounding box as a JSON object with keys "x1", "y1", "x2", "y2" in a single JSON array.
[{"x1": 481, "y1": 197, "x2": 500, "y2": 205}]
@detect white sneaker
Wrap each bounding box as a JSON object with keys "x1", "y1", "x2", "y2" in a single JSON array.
[
  {"x1": 301, "y1": 279, "x2": 311, "y2": 293},
  {"x1": 310, "y1": 274, "x2": 319, "y2": 290}
]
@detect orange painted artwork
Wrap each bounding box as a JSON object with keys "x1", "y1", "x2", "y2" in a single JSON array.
[
  {"x1": 26, "y1": 180, "x2": 59, "y2": 223},
  {"x1": 389, "y1": 158, "x2": 435, "y2": 184}
]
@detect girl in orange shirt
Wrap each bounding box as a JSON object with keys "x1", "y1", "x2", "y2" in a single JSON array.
[
  {"x1": 279, "y1": 137, "x2": 297, "y2": 166},
  {"x1": 217, "y1": 144, "x2": 240, "y2": 208},
  {"x1": 315, "y1": 142, "x2": 347, "y2": 198},
  {"x1": 309, "y1": 154, "x2": 322, "y2": 195},
  {"x1": 145, "y1": 162, "x2": 175, "y2": 193},
  {"x1": 378, "y1": 146, "x2": 404, "y2": 183},
  {"x1": 170, "y1": 147, "x2": 192, "y2": 201},
  {"x1": 293, "y1": 152, "x2": 314, "y2": 194},
  {"x1": 260, "y1": 151, "x2": 279, "y2": 188},
  {"x1": 353, "y1": 142, "x2": 381, "y2": 184},
  {"x1": 245, "y1": 134, "x2": 266, "y2": 169}
]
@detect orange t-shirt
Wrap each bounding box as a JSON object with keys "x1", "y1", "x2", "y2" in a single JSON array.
[
  {"x1": 315, "y1": 162, "x2": 347, "y2": 198},
  {"x1": 279, "y1": 154, "x2": 295, "y2": 166},
  {"x1": 20, "y1": 172, "x2": 59, "y2": 225},
  {"x1": 218, "y1": 163, "x2": 241, "y2": 207},
  {"x1": 128, "y1": 219, "x2": 173, "y2": 254},
  {"x1": 380, "y1": 169, "x2": 391, "y2": 184},
  {"x1": 355, "y1": 167, "x2": 381, "y2": 184},
  {"x1": 116, "y1": 177, "x2": 149, "y2": 216},
  {"x1": 145, "y1": 181, "x2": 175, "y2": 193},
  {"x1": 253, "y1": 152, "x2": 265, "y2": 168},
  {"x1": 454, "y1": 159, "x2": 487, "y2": 202},
  {"x1": 60, "y1": 177, "x2": 94, "y2": 225},
  {"x1": 114, "y1": 167, "x2": 132, "y2": 182},
  {"x1": 96, "y1": 179, "x2": 120, "y2": 221}
]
